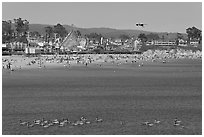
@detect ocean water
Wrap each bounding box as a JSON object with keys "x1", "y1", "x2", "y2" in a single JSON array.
[{"x1": 2, "y1": 59, "x2": 202, "y2": 134}]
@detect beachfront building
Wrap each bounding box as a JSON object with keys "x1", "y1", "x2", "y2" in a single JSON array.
[
  {"x1": 6, "y1": 42, "x2": 28, "y2": 52},
  {"x1": 78, "y1": 38, "x2": 87, "y2": 50},
  {"x1": 153, "y1": 41, "x2": 176, "y2": 46},
  {"x1": 145, "y1": 39, "x2": 201, "y2": 47},
  {"x1": 146, "y1": 41, "x2": 154, "y2": 46},
  {"x1": 109, "y1": 38, "x2": 123, "y2": 46},
  {"x1": 145, "y1": 40, "x2": 176, "y2": 46},
  {"x1": 92, "y1": 40, "x2": 100, "y2": 46},
  {"x1": 25, "y1": 37, "x2": 44, "y2": 54},
  {"x1": 25, "y1": 47, "x2": 43, "y2": 54},
  {"x1": 178, "y1": 39, "x2": 187, "y2": 46},
  {"x1": 2, "y1": 43, "x2": 10, "y2": 54},
  {"x1": 133, "y1": 39, "x2": 142, "y2": 51},
  {"x1": 190, "y1": 40, "x2": 199, "y2": 46}
]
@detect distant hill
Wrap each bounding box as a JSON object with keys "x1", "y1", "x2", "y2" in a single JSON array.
[{"x1": 28, "y1": 24, "x2": 187, "y2": 41}]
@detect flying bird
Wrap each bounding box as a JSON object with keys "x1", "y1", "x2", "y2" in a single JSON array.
[{"x1": 136, "y1": 23, "x2": 147, "y2": 27}]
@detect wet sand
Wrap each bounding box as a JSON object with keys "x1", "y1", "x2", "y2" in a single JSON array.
[{"x1": 2, "y1": 58, "x2": 202, "y2": 135}]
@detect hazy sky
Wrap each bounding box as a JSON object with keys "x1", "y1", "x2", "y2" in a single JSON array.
[{"x1": 2, "y1": 2, "x2": 202, "y2": 33}]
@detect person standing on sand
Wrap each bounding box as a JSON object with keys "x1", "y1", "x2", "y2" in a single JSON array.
[
  {"x1": 9, "y1": 62, "x2": 14, "y2": 71},
  {"x1": 38, "y1": 59, "x2": 42, "y2": 68},
  {"x1": 7, "y1": 62, "x2": 11, "y2": 69},
  {"x1": 66, "y1": 57, "x2": 70, "y2": 68},
  {"x1": 68, "y1": 60, "x2": 71, "y2": 67}
]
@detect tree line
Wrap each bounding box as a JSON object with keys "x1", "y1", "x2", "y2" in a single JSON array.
[
  {"x1": 2, "y1": 18, "x2": 29, "y2": 43},
  {"x1": 2, "y1": 18, "x2": 70, "y2": 44},
  {"x1": 2, "y1": 17, "x2": 202, "y2": 46}
]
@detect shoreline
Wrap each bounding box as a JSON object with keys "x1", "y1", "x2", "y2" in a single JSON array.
[{"x1": 2, "y1": 49, "x2": 202, "y2": 71}]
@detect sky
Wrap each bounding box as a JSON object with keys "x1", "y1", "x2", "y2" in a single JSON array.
[{"x1": 2, "y1": 2, "x2": 202, "y2": 33}]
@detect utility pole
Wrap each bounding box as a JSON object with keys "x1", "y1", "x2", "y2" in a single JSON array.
[
  {"x1": 54, "y1": 33, "x2": 57, "y2": 43},
  {"x1": 25, "y1": 31, "x2": 30, "y2": 54}
]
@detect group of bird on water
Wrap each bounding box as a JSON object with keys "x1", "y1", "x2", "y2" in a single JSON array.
[
  {"x1": 141, "y1": 118, "x2": 184, "y2": 128},
  {"x1": 19, "y1": 116, "x2": 185, "y2": 129},
  {"x1": 19, "y1": 116, "x2": 103, "y2": 128}
]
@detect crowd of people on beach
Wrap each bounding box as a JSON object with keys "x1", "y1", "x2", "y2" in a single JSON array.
[{"x1": 2, "y1": 49, "x2": 202, "y2": 71}]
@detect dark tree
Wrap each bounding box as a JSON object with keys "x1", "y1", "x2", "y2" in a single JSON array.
[
  {"x1": 13, "y1": 18, "x2": 29, "y2": 43},
  {"x1": 14, "y1": 18, "x2": 29, "y2": 36},
  {"x1": 146, "y1": 33, "x2": 160, "y2": 41},
  {"x1": 86, "y1": 33, "x2": 102, "y2": 42},
  {"x1": 75, "y1": 30, "x2": 81, "y2": 37},
  {"x1": 53, "y1": 23, "x2": 67, "y2": 38},
  {"x1": 119, "y1": 34, "x2": 130, "y2": 42},
  {"x1": 138, "y1": 33, "x2": 147, "y2": 44},
  {"x1": 161, "y1": 35, "x2": 165, "y2": 42},
  {"x1": 186, "y1": 26, "x2": 202, "y2": 44},
  {"x1": 175, "y1": 33, "x2": 183, "y2": 46},
  {"x1": 45, "y1": 26, "x2": 53, "y2": 40},
  {"x1": 30, "y1": 31, "x2": 41, "y2": 38},
  {"x1": 2, "y1": 20, "x2": 13, "y2": 43}
]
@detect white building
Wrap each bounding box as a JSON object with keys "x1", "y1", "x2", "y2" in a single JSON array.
[
  {"x1": 190, "y1": 41, "x2": 199, "y2": 46},
  {"x1": 133, "y1": 39, "x2": 141, "y2": 51},
  {"x1": 178, "y1": 39, "x2": 187, "y2": 46},
  {"x1": 25, "y1": 47, "x2": 42, "y2": 54}
]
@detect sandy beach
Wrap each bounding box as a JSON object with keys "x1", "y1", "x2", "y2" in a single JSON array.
[{"x1": 2, "y1": 49, "x2": 202, "y2": 71}]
